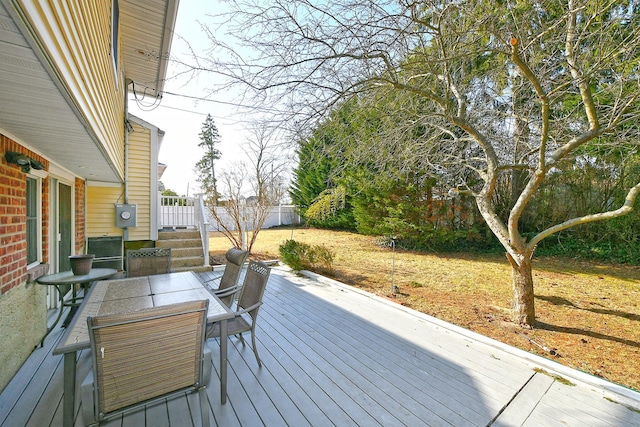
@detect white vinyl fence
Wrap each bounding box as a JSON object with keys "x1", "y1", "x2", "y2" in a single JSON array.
[
  {"x1": 159, "y1": 196, "x2": 301, "y2": 231},
  {"x1": 208, "y1": 205, "x2": 301, "y2": 232}
]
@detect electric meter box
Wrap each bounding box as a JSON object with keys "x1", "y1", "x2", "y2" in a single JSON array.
[{"x1": 116, "y1": 204, "x2": 137, "y2": 228}]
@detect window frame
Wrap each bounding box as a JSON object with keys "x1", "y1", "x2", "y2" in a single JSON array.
[{"x1": 25, "y1": 174, "x2": 43, "y2": 269}]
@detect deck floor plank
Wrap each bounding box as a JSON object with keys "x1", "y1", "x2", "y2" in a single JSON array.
[
  {"x1": 265, "y1": 273, "x2": 511, "y2": 424},
  {"x1": 1, "y1": 336, "x2": 64, "y2": 427},
  {"x1": 166, "y1": 392, "x2": 197, "y2": 427},
  {"x1": 258, "y1": 314, "x2": 380, "y2": 425},
  {"x1": 280, "y1": 273, "x2": 532, "y2": 383},
  {"x1": 0, "y1": 309, "x2": 65, "y2": 427},
  {"x1": 2, "y1": 267, "x2": 640, "y2": 426},
  {"x1": 491, "y1": 372, "x2": 552, "y2": 427},
  {"x1": 271, "y1": 272, "x2": 531, "y2": 397},
  {"x1": 207, "y1": 341, "x2": 260, "y2": 427},
  {"x1": 222, "y1": 340, "x2": 311, "y2": 426},
  {"x1": 143, "y1": 400, "x2": 170, "y2": 427},
  {"x1": 244, "y1": 318, "x2": 357, "y2": 426},
  {"x1": 527, "y1": 380, "x2": 640, "y2": 427},
  {"x1": 261, "y1": 281, "x2": 467, "y2": 426}
]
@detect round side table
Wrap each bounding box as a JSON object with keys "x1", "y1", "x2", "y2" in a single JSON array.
[{"x1": 36, "y1": 268, "x2": 117, "y2": 346}]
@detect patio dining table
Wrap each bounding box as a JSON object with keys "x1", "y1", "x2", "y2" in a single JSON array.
[{"x1": 53, "y1": 271, "x2": 234, "y2": 427}]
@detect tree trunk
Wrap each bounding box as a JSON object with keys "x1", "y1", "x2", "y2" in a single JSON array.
[{"x1": 507, "y1": 254, "x2": 535, "y2": 327}]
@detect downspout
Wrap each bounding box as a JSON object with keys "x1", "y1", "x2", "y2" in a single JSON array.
[
  {"x1": 150, "y1": 128, "x2": 163, "y2": 241},
  {"x1": 123, "y1": 78, "x2": 132, "y2": 241}
]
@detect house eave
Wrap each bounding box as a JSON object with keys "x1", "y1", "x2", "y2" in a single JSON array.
[
  {"x1": 121, "y1": 0, "x2": 180, "y2": 97},
  {"x1": 0, "y1": 0, "x2": 179, "y2": 182}
]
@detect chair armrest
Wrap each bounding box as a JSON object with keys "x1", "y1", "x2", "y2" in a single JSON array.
[
  {"x1": 212, "y1": 285, "x2": 241, "y2": 298},
  {"x1": 204, "y1": 280, "x2": 221, "y2": 292},
  {"x1": 234, "y1": 301, "x2": 263, "y2": 316}
]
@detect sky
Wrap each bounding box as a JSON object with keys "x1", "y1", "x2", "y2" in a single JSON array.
[{"x1": 128, "y1": 1, "x2": 263, "y2": 197}]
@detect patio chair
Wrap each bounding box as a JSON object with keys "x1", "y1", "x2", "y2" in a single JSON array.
[
  {"x1": 81, "y1": 300, "x2": 211, "y2": 427},
  {"x1": 126, "y1": 247, "x2": 171, "y2": 277},
  {"x1": 205, "y1": 247, "x2": 249, "y2": 306},
  {"x1": 207, "y1": 260, "x2": 270, "y2": 367}
]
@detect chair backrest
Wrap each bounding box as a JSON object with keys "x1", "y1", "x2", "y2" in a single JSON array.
[
  {"x1": 219, "y1": 247, "x2": 249, "y2": 290},
  {"x1": 87, "y1": 300, "x2": 208, "y2": 420},
  {"x1": 126, "y1": 248, "x2": 171, "y2": 277},
  {"x1": 236, "y1": 260, "x2": 270, "y2": 319},
  {"x1": 216, "y1": 247, "x2": 248, "y2": 304}
]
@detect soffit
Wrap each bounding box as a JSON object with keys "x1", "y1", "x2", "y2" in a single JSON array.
[
  {"x1": 120, "y1": 0, "x2": 180, "y2": 97},
  {"x1": 0, "y1": 0, "x2": 179, "y2": 182}
]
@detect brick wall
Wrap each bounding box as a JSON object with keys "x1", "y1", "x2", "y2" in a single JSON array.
[
  {"x1": 0, "y1": 135, "x2": 49, "y2": 294},
  {"x1": 75, "y1": 177, "x2": 85, "y2": 253}
]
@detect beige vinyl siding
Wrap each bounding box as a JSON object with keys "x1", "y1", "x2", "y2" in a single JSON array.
[
  {"x1": 16, "y1": 0, "x2": 125, "y2": 179},
  {"x1": 127, "y1": 123, "x2": 152, "y2": 240},
  {"x1": 86, "y1": 185, "x2": 124, "y2": 238}
]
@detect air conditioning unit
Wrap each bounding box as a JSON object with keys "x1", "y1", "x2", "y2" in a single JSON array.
[{"x1": 87, "y1": 236, "x2": 123, "y2": 270}]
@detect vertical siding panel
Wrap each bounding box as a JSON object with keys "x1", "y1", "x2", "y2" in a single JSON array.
[
  {"x1": 127, "y1": 125, "x2": 152, "y2": 240},
  {"x1": 16, "y1": 0, "x2": 125, "y2": 179},
  {"x1": 86, "y1": 186, "x2": 124, "y2": 238}
]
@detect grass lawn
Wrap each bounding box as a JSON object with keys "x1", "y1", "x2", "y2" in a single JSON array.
[{"x1": 209, "y1": 227, "x2": 640, "y2": 392}]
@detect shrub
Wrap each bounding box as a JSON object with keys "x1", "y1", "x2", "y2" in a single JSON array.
[
  {"x1": 279, "y1": 239, "x2": 335, "y2": 274},
  {"x1": 279, "y1": 239, "x2": 308, "y2": 271}
]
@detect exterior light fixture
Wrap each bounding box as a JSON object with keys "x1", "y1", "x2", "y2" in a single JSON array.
[
  {"x1": 5, "y1": 151, "x2": 44, "y2": 173},
  {"x1": 30, "y1": 158, "x2": 45, "y2": 170}
]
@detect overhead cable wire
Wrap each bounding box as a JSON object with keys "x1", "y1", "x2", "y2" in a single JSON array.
[
  {"x1": 130, "y1": 81, "x2": 163, "y2": 111},
  {"x1": 128, "y1": 80, "x2": 286, "y2": 114}
]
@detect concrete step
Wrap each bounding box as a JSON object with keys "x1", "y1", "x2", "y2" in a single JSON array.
[
  {"x1": 156, "y1": 238, "x2": 202, "y2": 249},
  {"x1": 169, "y1": 247, "x2": 203, "y2": 258},
  {"x1": 172, "y1": 256, "x2": 205, "y2": 269},
  {"x1": 157, "y1": 229, "x2": 209, "y2": 272},
  {"x1": 158, "y1": 230, "x2": 201, "y2": 240},
  {"x1": 172, "y1": 265, "x2": 213, "y2": 273}
]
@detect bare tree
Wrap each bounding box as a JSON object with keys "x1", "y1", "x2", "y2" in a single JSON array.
[
  {"x1": 207, "y1": 164, "x2": 246, "y2": 249},
  {"x1": 206, "y1": 122, "x2": 290, "y2": 252},
  {"x1": 243, "y1": 122, "x2": 289, "y2": 204},
  {"x1": 191, "y1": 0, "x2": 640, "y2": 327}
]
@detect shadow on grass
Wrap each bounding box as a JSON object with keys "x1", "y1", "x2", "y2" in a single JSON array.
[
  {"x1": 396, "y1": 250, "x2": 640, "y2": 283},
  {"x1": 532, "y1": 257, "x2": 640, "y2": 282},
  {"x1": 535, "y1": 320, "x2": 640, "y2": 349},
  {"x1": 536, "y1": 294, "x2": 640, "y2": 322},
  {"x1": 421, "y1": 249, "x2": 640, "y2": 283},
  {"x1": 332, "y1": 271, "x2": 374, "y2": 289}
]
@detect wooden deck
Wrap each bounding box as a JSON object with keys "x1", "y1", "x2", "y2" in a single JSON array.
[{"x1": 2, "y1": 266, "x2": 640, "y2": 426}]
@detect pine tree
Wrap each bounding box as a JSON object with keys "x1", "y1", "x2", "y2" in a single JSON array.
[{"x1": 195, "y1": 114, "x2": 222, "y2": 204}]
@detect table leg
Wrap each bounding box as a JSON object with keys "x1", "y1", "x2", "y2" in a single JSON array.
[
  {"x1": 39, "y1": 287, "x2": 66, "y2": 347},
  {"x1": 220, "y1": 318, "x2": 228, "y2": 404},
  {"x1": 63, "y1": 351, "x2": 77, "y2": 427},
  {"x1": 62, "y1": 283, "x2": 85, "y2": 328}
]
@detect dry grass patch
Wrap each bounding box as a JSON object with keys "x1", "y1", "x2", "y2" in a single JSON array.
[{"x1": 209, "y1": 227, "x2": 640, "y2": 391}]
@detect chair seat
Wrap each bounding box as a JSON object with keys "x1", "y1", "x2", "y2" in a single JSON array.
[{"x1": 208, "y1": 315, "x2": 251, "y2": 337}]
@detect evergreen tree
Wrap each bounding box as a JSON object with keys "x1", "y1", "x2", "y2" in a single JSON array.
[{"x1": 195, "y1": 114, "x2": 222, "y2": 204}]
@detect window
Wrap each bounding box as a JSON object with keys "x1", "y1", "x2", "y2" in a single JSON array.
[{"x1": 26, "y1": 177, "x2": 41, "y2": 266}]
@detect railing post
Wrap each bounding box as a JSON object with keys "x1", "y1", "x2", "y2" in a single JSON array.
[{"x1": 195, "y1": 195, "x2": 210, "y2": 267}]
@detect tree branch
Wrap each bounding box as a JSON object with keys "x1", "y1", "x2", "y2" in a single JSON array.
[{"x1": 528, "y1": 181, "x2": 640, "y2": 250}]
